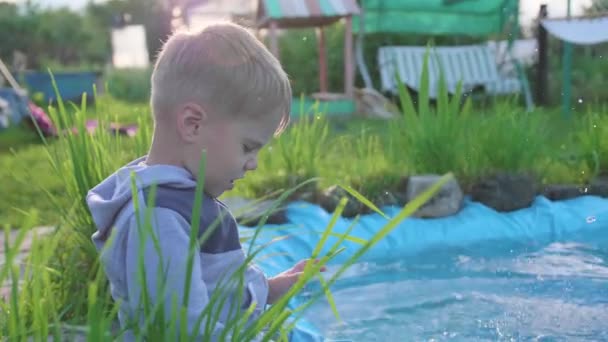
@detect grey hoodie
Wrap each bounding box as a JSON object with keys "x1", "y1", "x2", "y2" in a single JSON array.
[{"x1": 86, "y1": 156, "x2": 269, "y2": 340}]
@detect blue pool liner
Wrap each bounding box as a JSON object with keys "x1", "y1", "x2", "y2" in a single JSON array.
[{"x1": 239, "y1": 195, "x2": 608, "y2": 341}]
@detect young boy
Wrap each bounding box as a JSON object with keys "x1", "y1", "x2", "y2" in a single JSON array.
[{"x1": 86, "y1": 22, "x2": 324, "y2": 340}]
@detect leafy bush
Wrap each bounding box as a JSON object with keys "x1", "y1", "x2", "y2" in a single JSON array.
[{"x1": 105, "y1": 68, "x2": 152, "y2": 103}]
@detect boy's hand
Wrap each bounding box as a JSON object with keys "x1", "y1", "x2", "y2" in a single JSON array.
[{"x1": 266, "y1": 259, "x2": 327, "y2": 305}]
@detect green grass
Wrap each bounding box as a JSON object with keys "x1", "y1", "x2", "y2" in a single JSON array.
[
  {"x1": 0, "y1": 126, "x2": 43, "y2": 152},
  {"x1": 2, "y1": 98, "x2": 607, "y2": 227},
  {"x1": 0, "y1": 144, "x2": 67, "y2": 228},
  {"x1": 0, "y1": 95, "x2": 151, "y2": 228},
  {"x1": 2, "y1": 54, "x2": 602, "y2": 229},
  {"x1": 0, "y1": 61, "x2": 606, "y2": 340},
  {"x1": 0, "y1": 78, "x2": 451, "y2": 339}
]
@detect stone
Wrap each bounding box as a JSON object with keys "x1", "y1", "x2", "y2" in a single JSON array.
[
  {"x1": 590, "y1": 176, "x2": 608, "y2": 197},
  {"x1": 371, "y1": 190, "x2": 400, "y2": 209},
  {"x1": 542, "y1": 184, "x2": 588, "y2": 201},
  {"x1": 220, "y1": 197, "x2": 288, "y2": 227},
  {"x1": 353, "y1": 87, "x2": 399, "y2": 119},
  {"x1": 392, "y1": 176, "x2": 410, "y2": 205},
  {"x1": 292, "y1": 189, "x2": 317, "y2": 203},
  {"x1": 405, "y1": 174, "x2": 464, "y2": 218},
  {"x1": 542, "y1": 177, "x2": 608, "y2": 201},
  {"x1": 471, "y1": 172, "x2": 537, "y2": 212},
  {"x1": 318, "y1": 185, "x2": 365, "y2": 218},
  {"x1": 285, "y1": 176, "x2": 319, "y2": 203}
]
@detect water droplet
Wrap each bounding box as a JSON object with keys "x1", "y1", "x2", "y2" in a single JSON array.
[
  {"x1": 593, "y1": 124, "x2": 597, "y2": 128},
  {"x1": 578, "y1": 98, "x2": 583, "y2": 103},
  {"x1": 586, "y1": 216, "x2": 596, "y2": 223},
  {"x1": 581, "y1": 170, "x2": 585, "y2": 174},
  {"x1": 302, "y1": 36, "x2": 307, "y2": 41}
]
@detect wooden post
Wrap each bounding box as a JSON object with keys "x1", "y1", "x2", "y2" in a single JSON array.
[
  {"x1": 317, "y1": 27, "x2": 328, "y2": 93},
  {"x1": 561, "y1": 0, "x2": 573, "y2": 118},
  {"x1": 269, "y1": 21, "x2": 279, "y2": 60},
  {"x1": 344, "y1": 16, "x2": 354, "y2": 98},
  {"x1": 536, "y1": 5, "x2": 549, "y2": 107}
]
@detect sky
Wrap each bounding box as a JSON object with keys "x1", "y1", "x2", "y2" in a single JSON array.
[{"x1": 0, "y1": 0, "x2": 597, "y2": 31}]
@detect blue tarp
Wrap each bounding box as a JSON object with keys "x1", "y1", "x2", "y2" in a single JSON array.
[
  {"x1": 239, "y1": 195, "x2": 608, "y2": 341},
  {"x1": 0, "y1": 88, "x2": 30, "y2": 129},
  {"x1": 21, "y1": 71, "x2": 99, "y2": 102}
]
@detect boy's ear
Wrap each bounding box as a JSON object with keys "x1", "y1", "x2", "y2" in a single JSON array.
[{"x1": 177, "y1": 102, "x2": 208, "y2": 142}]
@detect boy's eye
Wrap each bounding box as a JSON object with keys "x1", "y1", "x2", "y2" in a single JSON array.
[{"x1": 243, "y1": 144, "x2": 254, "y2": 153}]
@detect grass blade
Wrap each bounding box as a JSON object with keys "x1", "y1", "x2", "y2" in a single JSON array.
[
  {"x1": 419, "y1": 47, "x2": 431, "y2": 117},
  {"x1": 336, "y1": 182, "x2": 388, "y2": 219}
]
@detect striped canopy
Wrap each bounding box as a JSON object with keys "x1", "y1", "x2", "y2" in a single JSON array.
[{"x1": 257, "y1": 0, "x2": 360, "y2": 28}]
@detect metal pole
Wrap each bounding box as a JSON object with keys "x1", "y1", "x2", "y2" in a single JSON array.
[
  {"x1": 344, "y1": 16, "x2": 355, "y2": 98},
  {"x1": 561, "y1": 0, "x2": 572, "y2": 118},
  {"x1": 355, "y1": 5, "x2": 373, "y2": 89},
  {"x1": 0, "y1": 58, "x2": 24, "y2": 93},
  {"x1": 537, "y1": 4, "x2": 549, "y2": 107},
  {"x1": 317, "y1": 27, "x2": 328, "y2": 94}
]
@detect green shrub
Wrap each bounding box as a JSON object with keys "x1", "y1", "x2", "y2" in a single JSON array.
[{"x1": 105, "y1": 68, "x2": 152, "y2": 103}]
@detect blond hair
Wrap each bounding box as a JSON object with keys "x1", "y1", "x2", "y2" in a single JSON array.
[{"x1": 150, "y1": 22, "x2": 291, "y2": 134}]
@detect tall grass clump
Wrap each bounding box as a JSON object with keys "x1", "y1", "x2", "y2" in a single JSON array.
[
  {"x1": 575, "y1": 107, "x2": 608, "y2": 178},
  {"x1": 105, "y1": 67, "x2": 152, "y2": 103},
  {"x1": 274, "y1": 106, "x2": 330, "y2": 185},
  {"x1": 390, "y1": 50, "x2": 477, "y2": 181},
  {"x1": 8, "y1": 74, "x2": 154, "y2": 323},
  {"x1": 390, "y1": 49, "x2": 561, "y2": 186},
  {"x1": 329, "y1": 129, "x2": 402, "y2": 200},
  {"x1": 43, "y1": 85, "x2": 151, "y2": 236},
  {"x1": 474, "y1": 100, "x2": 553, "y2": 177},
  {"x1": 232, "y1": 103, "x2": 331, "y2": 199}
]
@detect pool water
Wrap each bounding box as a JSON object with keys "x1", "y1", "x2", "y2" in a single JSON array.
[{"x1": 302, "y1": 234, "x2": 608, "y2": 341}]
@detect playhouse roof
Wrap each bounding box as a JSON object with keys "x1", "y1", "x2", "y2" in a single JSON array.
[{"x1": 257, "y1": 0, "x2": 360, "y2": 29}]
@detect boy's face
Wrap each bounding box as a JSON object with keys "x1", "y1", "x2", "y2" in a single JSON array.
[{"x1": 184, "y1": 111, "x2": 282, "y2": 198}]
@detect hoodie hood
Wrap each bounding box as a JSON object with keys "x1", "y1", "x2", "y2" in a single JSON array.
[
  {"x1": 86, "y1": 156, "x2": 198, "y2": 240},
  {"x1": 85, "y1": 156, "x2": 270, "y2": 340}
]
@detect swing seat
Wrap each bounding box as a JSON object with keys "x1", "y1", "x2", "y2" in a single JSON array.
[{"x1": 377, "y1": 44, "x2": 524, "y2": 98}]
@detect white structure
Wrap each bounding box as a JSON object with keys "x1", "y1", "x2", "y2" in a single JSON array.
[
  {"x1": 184, "y1": 0, "x2": 256, "y2": 29},
  {"x1": 111, "y1": 24, "x2": 150, "y2": 69}
]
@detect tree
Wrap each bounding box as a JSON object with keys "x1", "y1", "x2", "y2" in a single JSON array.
[
  {"x1": 0, "y1": 2, "x2": 109, "y2": 70},
  {"x1": 86, "y1": 0, "x2": 173, "y2": 62},
  {"x1": 0, "y1": 3, "x2": 36, "y2": 66},
  {"x1": 585, "y1": 0, "x2": 608, "y2": 14}
]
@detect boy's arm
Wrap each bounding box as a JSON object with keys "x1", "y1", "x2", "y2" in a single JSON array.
[{"x1": 124, "y1": 207, "x2": 235, "y2": 339}]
